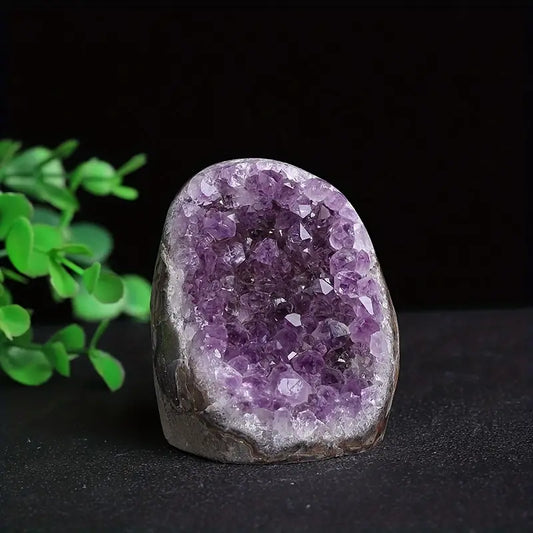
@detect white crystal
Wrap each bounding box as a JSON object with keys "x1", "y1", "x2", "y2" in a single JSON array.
[
  {"x1": 299, "y1": 224, "x2": 312, "y2": 240},
  {"x1": 298, "y1": 204, "x2": 312, "y2": 217},
  {"x1": 285, "y1": 313, "x2": 302, "y2": 327},
  {"x1": 359, "y1": 295, "x2": 374, "y2": 314},
  {"x1": 319, "y1": 278, "x2": 333, "y2": 294}
]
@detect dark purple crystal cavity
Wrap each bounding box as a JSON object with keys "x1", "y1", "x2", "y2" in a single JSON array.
[{"x1": 151, "y1": 159, "x2": 399, "y2": 463}]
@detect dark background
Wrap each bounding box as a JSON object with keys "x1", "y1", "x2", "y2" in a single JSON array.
[{"x1": 1, "y1": 7, "x2": 530, "y2": 313}]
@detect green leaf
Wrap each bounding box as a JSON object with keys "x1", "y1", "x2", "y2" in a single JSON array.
[
  {"x1": 60, "y1": 243, "x2": 92, "y2": 256},
  {"x1": 50, "y1": 285, "x2": 64, "y2": 303},
  {"x1": 33, "y1": 224, "x2": 63, "y2": 252},
  {"x1": 93, "y1": 271, "x2": 123, "y2": 304},
  {"x1": 72, "y1": 284, "x2": 124, "y2": 322},
  {"x1": 6, "y1": 217, "x2": 33, "y2": 273},
  {"x1": 14, "y1": 326, "x2": 34, "y2": 347},
  {"x1": 82, "y1": 262, "x2": 101, "y2": 294},
  {"x1": 43, "y1": 341, "x2": 70, "y2": 377},
  {"x1": 88, "y1": 348, "x2": 124, "y2": 391},
  {"x1": 71, "y1": 159, "x2": 119, "y2": 195},
  {"x1": 2, "y1": 268, "x2": 28, "y2": 284},
  {"x1": 0, "y1": 193, "x2": 34, "y2": 238},
  {"x1": 68, "y1": 222, "x2": 113, "y2": 265},
  {"x1": 0, "y1": 285, "x2": 12, "y2": 306},
  {"x1": 26, "y1": 250, "x2": 51, "y2": 278},
  {"x1": 0, "y1": 345, "x2": 53, "y2": 385},
  {"x1": 0, "y1": 304, "x2": 31, "y2": 340},
  {"x1": 18, "y1": 224, "x2": 64, "y2": 278},
  {"x1": 112, "y1": 185, "x2": 139, "y2": 200},
  {"x1": 39, "y1": 183, "x2": 79, "y2": 211},
  {"x1": 48, "y1": 259, "x2": 78, "y2": 298},
  {"x1": 6, "y1": 218, "x2": 52, "y2": 277},
  {"x1": 51, "y1": 139, "x2": 79, "y2": 160},
  {"x1": 117, "y1": 153, "x2": 146, "y2": 176},
  {"x1": 0, "y1": 140, "x2": 22, "y2": 167},
  {"x1": 2, "y1": 147, "x2": 65, "y2": 198},
  {"x1": 49, "y1": 323, "x2": 85, "y2": 352},
  {"x1": 83, "y1": 176, "x2": 121, "y2": 196},
  {"x1": 122, "y1": 275, "x2": 151, "y2": 321},
  {"x1": 32, "y1": 206, "x2": 61, "y2": 225}
]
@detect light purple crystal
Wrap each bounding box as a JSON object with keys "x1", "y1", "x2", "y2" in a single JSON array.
[{"x1": 151, "y1": 158, "x2": 399, "y2": 463}]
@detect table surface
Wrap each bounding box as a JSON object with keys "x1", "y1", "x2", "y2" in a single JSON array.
[{"x1": 1, "y1": 309, "x2": 531, "y2": 532}]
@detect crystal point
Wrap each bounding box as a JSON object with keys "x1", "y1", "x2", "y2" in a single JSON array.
[{"x1": 151, "y1": 158, "x2": 399, "y2": 463}]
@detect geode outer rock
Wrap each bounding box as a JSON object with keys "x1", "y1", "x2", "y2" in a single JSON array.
[{"x1": 151, "y1": 158, "x2": 399, "y2": 463}]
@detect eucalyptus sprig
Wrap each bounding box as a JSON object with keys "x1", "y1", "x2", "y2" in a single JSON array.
[{"x1": 0, "y1": 139, "x2": 151, "y2": 390}]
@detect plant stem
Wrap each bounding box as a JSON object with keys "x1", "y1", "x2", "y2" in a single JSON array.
[
  {"x1": 59, "y1": 208, "x2": 74, "y2": 229},
  {"x1": 60, "y1": 257, "x2": 84, "y2": 275},
  {"x1": 89, "y1": 319, "x2": 110, "y2": 351}
]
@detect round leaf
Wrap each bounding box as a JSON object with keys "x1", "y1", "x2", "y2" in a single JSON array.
[
  {"x1": 7, "y1": 218, "x2": 52, "y2": 278},
  {"x1": 26, "y1": 250, "x2": 51, "y2": 278},
  {"x1": 68, "y1": 222, "x2": 113, "y2": 264},
  {"x1": 82, "y1": 262, "x2": 101, "y2": 294},
  {"x1": 93, "y1": 271, "x2": 123, "y2": 304},
  {"x1": 49, "y1": 324, "x2": 85, "y2": 352},
  {"x1": 72, "y1": 285, "x2": 124, "y2": 322},
  {"x1": 0, "y1": 193, "x2": 33, "y2": 238},
  {"x1": 43, "y1": 341, "x2": 70, "y2": 377},
  {"x1": 122, "y1": 275, "x2": 151, "y2": 321},
  {"x1": 88, "y1": 349, "x2": 124, "y2": 391},
  {"x1": 71, "y1": 159, "x2": 119, "y2": 196},
  {"x1": 33, "y1": 224, "x2": 63, "y2": 252},
  {"x1": 32, "y1": 206, "x2": 61, "y2": 225},
  {"x1": 6, "y1": 217, "x2": 33, "y2": 274},
  {"x1": 24, "y1": 223, "x2": 62, "y2": 278},
  {"x1": 14, "y1": 327, "x2": 33, "y2": 347},
  {"x1": 0, "y1": 345, "x2": 53, "y2": 385},
  {"x1": 48, "y1": 259, "x2": 78, "y2": 298},
  {"x1": 0, "y1": 304, "x2": 30, "y2": 340}
]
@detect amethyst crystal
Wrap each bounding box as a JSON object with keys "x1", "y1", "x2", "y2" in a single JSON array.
[{"x1": 151, "y1": 159, "x2": 399, "y2": 463}]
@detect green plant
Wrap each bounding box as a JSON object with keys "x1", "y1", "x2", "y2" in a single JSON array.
[{"x1": 0, "y1": 139, "x2": 151, "y2": 390}]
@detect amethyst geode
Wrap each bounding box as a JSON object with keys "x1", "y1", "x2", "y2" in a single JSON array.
[{"x1": 151, "y1": 159, "x2": 399, "y2": 463}]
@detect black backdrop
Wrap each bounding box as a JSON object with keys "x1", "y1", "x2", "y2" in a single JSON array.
[{"x1": 1, "y1": 7, "x2": 530, "y2": 313}]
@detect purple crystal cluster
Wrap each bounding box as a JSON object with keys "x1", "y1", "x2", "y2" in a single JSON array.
[{"x1": 152, "y1": 159, "x2": 399, "y2": 463}]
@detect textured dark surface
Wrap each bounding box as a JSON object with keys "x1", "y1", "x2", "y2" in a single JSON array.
[{"x1": 1, "y1": 309, "x2": 531, "y2": 531}]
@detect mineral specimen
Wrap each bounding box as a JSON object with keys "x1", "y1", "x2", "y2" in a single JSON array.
[{"x1": 151, "y1": 158, "x2": 399, "y2": 463}]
